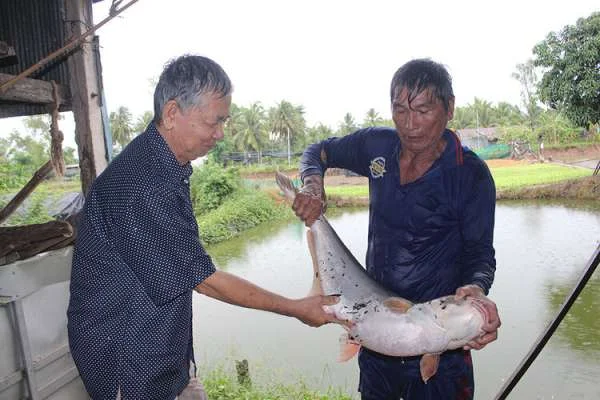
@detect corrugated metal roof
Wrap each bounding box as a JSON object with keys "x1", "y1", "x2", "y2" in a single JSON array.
[{"x1": 0, "y1": 0, "x2": 71, "y2": 117}]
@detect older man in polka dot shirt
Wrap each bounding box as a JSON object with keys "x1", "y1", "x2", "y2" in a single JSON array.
[{"x1": 67, "y1": 55, "x2": 344, "y2": 400}]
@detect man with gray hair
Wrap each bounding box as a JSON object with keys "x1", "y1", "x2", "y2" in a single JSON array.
[{"x1": 67, "y1": 55, "x2": 344, "y2": 399}]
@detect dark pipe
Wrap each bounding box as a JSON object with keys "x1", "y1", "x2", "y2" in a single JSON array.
[{"x1": 494, "y1": 244, "x2": 600, "y2": 400}]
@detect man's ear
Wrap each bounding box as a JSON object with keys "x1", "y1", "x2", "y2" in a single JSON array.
[
  {"x1": 447, "y1": 97, "x2": 455, "y2": 120},
  {"x1": 162, "y1": 100, "x2": 179, "y2": 131}
]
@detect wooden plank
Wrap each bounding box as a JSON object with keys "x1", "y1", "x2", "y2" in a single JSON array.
[
  {"x1": 65, "y1": 0, "x2": 109, "y2": 195},
  {"x1": 0, "y1": 73, "x2": 71, "y2": 106}
]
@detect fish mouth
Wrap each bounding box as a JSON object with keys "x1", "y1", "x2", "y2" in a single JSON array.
[{"x1": 469, "y1": 297, "x2": 490, "y2": 325}]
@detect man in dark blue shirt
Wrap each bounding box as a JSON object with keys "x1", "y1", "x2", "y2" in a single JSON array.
[
  {"x1": 67, "y1": 55, "x2": 344, "y2": 400},
  {"x1": 293, "y1": 59, "x2": 501, "y2": 400}
]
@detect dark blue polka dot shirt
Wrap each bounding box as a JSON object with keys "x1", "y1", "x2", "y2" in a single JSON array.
[{"x1": 67, "y1": 122, "x2": 216, "y2": 399}]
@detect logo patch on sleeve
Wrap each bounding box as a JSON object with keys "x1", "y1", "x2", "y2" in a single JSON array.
[{"x1": 369, "y1": 157, "x2": 386, "y2": 178}]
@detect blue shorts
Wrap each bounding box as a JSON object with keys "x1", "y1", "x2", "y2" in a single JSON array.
[{"x1": 358, "y1": 348, "x2": 474, "y2": 400}]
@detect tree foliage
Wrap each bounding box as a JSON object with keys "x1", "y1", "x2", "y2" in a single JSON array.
[
  {"x1": 532, "y1": 12, "x2": 600, "y2": 127},
  {"x1": 338, "y1": 112, "x2": 358, "y2": 136},
  {"x1": 109, "y1": 106, "x2": 134, "y2": 152},
  {"x1": 268, "y1": 101, "x2": 305, "y2": 142},
  {"x1": 363, "y1": 108, "x2": 384, "y2": 127},
  {"x1": 512, "y1": 60, "x2": 543, "y2": 131}
]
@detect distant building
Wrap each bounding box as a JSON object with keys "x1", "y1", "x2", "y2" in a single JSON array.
[{"x1": 455, "y1": 127, "x2": 498, "y2": 150}]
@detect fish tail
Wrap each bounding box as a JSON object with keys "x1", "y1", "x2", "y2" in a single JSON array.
[{"x1": 275, "y1": 172, "x2": 297, "y2": 202}]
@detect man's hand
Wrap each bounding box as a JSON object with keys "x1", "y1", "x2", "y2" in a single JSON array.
[
  {"x1": 292, "y1": 174, "x2": 326, "y2": 226},
  {"x1": 291, "y1": 294, "x2": 351, "y2": 328},
  {"x1": 455, "y1": 284, "x2": 501, "y2": 350}
]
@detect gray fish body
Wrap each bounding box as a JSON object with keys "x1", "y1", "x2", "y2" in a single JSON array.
[{"x1": 276, "y1": 172, "x2": 485, "y2": 357}]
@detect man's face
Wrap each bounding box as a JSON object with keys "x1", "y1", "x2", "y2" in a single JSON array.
[
  {"x1": 391, "y1": 87, "x2": 454, "y2": 154},
  {"x1": 171, "y1": 92, "x2": 231, "y2": 163}
]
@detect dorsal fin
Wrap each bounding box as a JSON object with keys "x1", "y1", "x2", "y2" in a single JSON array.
[
  {"x1": 383, "y1": 297, "x2": 413, "y2": 313},
  {"x1": 275, "y1": 172, "x2": 298, "y2": 202}
]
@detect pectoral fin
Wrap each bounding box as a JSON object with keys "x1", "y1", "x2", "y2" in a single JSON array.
[
  {"x1": 420, "y1": 353, "x2": 441, "y2": 383},
  {"x1": 383, "y1": 297, "x2": 413, "y2": 313},
  {"x1": 338, "y1": 333, "x2": 361, "y2": 362}
]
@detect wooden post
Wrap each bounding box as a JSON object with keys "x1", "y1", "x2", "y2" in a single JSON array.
[{"x1": 64, "y1": 0, "x2": 109, "y2": 195}]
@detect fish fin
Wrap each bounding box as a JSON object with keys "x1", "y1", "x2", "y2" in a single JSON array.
[
  {"x1": 275, "y1": 172, "x2": 298, "y2": 202},
  {"x1": 383, "y1": 297, "x2": 413, "y2": 313},
  {"x1": 306, "y1": 229, "x2": 324, "y2": 296},
  {"x1": 420, "y1": 353, "x2": 441, "y2": 383},
  {"x1": 338, "y1": 333, "x2": 361, "y2": 362}
]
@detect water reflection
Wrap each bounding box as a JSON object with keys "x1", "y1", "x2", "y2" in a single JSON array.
[
  {"x1": 194, "y1": 202, "x2": 600, "y2": 399},
  {"x1": 546, "y1": 275, "x2": 600, "y2": 355}
]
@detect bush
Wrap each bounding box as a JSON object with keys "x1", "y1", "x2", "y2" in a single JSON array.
[
  {"x1": 0, "y1": 163, "x2": 34, "y2": 192},
  {"x1": 191, "y1": 162, "x2": 241, "y2": 215},
  {"x1": 197, "y1": 188, "x2": 289, "y2": 245}
]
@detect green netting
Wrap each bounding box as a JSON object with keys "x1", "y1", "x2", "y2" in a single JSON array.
[{"x1": 475, "y1": 143, "x2": 511, "y2": 160}]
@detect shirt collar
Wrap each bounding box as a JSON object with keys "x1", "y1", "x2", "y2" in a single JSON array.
[{"x1": 145, "y1": 122, "x2": 193, "y2": 183}]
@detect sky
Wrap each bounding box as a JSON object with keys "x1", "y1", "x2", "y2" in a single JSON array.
[{"x1": 1, "y1": 0, "x2": 598, "y2": 149}]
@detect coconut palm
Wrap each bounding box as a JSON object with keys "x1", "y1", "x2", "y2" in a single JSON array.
[
  {"x1": 133, "y1": 111, "x2": 154, "y2": 134},
  {"x1": 268, "y1": 100, "x2": 306, "y2": 164},
  {"x1": 233, "y1": 102, "x2": 266, "y2": 153},
  {"x1": 338, "y1": 112, "x2": 358, "y2": 136},
  {"x1": 109, "y1": 106, "x2": 134, "y2": 151},
  {"x1": 494, "y1": 102, "x2": 525, "y2": 126},
  {"x1": 363, "y1": 108, "x2": 384, "y2": 127}
]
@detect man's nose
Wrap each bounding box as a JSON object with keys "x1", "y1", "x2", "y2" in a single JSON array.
[{"x1": 404, "y1": 111, "x2": 414, "y2": 129}]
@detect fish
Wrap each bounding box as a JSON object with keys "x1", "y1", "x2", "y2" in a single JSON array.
[{"x1": 275, "y1": 172, "x2": 490, "y2": 382}]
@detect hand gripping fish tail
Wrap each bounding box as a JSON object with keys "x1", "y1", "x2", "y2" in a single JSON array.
[{"x1": 275, "y1": 173, "x2": 489, "y2": 382}]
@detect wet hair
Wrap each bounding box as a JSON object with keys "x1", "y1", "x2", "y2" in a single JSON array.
[
  {"x1": 390, "y1": 58, "x2": 454, "y2": 111},
  {"x1": 153, "y1": 55, "x2": 232, "y2": 124}
]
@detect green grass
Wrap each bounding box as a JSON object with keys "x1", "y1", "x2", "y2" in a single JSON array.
[
  {"x1": 490, "y1": 163, "x2": 591, "y2": 190},
  {"x1": 325, "y1": 185, "x2": 368, "y2": 197},
  {"x1": 202, "y1": 366, "x2": 352, "y2": 400},
  {"x1": 322, "y1": 163, "x2": 593, "y2": 198}
]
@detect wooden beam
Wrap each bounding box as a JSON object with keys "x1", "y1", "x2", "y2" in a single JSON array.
[
  {"x1": 65, "y1": 0, "x2": 109, "y2": 195},
  {"x1": 0, "y1": 73, "x2": 71, "y2": 106}
]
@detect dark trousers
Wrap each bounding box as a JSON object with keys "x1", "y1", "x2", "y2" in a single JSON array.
[{"x1": 358, "y1": 348, "x2": 474, "y2": 400}]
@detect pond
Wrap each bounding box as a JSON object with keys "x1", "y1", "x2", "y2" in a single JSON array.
[{"x1": 192, "y1": 201, "x2": 600, "y2": 399}]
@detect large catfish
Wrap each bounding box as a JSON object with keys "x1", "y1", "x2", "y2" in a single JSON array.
[{"x1": 276, "y1": 172, "x2": 490, "y2": 382}]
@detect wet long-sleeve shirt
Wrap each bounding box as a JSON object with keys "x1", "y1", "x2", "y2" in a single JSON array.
[{"x1": 300, "y1": 127, "x2": 496, "y2": 303}]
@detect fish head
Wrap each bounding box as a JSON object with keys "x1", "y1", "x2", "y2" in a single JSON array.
[{"x1": 428, "y1": 296, "x2": 485, "y2": 339}]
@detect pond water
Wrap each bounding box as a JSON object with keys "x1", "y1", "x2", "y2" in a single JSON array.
[{"x1": 192, "y1": 201, "x2": 600, "y2": 399}]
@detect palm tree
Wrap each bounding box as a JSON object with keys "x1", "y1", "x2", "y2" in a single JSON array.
[
  {"x1": 448, "y1": 106, "x2": 475, "y2": 130},
  {"x1": 233, "y1": 102, "x2": 267, "y2": 154},
  {"x1": 133, "y1": 111, "x2": 154, "y2": 134},
  {"x1": 305, "y1": 123, "x2": 334, "y2": 145},
  {"x1": 109, "y1": 106, "x2": 133, "y2": 151},
  {"x1": 494, "y1": 102, "x2": 525, "y2": 126},
  {"x1": 363, "y1": 108, "x2": 384, "y2": 127},
  {"x1": 472, "y1": 97, "x2": 494, "y2": 129},
  {"x1": 338, "y1": 112, "x2": 358, "y2": 136},
  {"x1": 268, "y1": 100, "x2": 306, "y2": 165}
]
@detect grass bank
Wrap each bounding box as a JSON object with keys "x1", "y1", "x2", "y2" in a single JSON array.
[
  {"x1": 201, "y1": 367, "x2": 351, "y2": 400},
  {"x1": 323, "y1": 162, "x2": 597, "y2": 205},
  {"x1": 197, "y1": 187, "x2": 292, "y2": 246}
]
